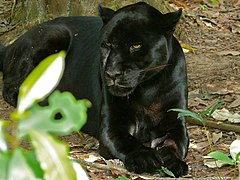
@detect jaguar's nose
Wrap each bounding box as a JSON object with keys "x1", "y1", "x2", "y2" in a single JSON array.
[{"x1": 105, "y1": 70, "x2": 122, "y2": 80}]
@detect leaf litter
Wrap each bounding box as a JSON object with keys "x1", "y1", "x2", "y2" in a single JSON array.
[{"x1": 0, "y1": 0, "x2": 240, "y2": 179}]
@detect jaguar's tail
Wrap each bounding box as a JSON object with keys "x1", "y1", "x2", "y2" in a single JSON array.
[{"x1": 0, "y1": 43, "x2": 5, "y2": 71}]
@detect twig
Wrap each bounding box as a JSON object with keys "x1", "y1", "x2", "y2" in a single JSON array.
[
  {"x1": 72, "y1": 158, "x2": 155, "y2": 179},
  {"x1": 75, "y1": 158, "x2": 127, "y2": 173},
  {"x1": 0, "y1": 24, "x2": 18, "y2": 35},
  {"x1": 71, "y1": 158, "x2": 226, "y2": 180},
  {"x1": 221, "y1": 167, "x2": 238, "y2": 177},
  {"x1": 187, "y1": 117, "x2": 240, "y2": 133}
]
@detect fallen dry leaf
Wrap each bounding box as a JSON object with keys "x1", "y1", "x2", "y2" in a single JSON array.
[
  {"x1": 203, "y1": 157, "x2": 227, "y2": 168},
  {"x1": 229, "y1": 96, "x2": 240, "y2": 108},
  {"x1": 181, "y1": 43, "x2": 196, "y2": 53},
  {"x1": 212, "y1": 132, "x2": 222, "y2": 144},
  {"x1": 189, "y1": 97, "x2": 208, "y2": 108},
  {"x1": 84, "y1": 155, "x2": 101, "y2": 163},
  {"x1": 212, "y1": 108, "x2": 240, "y2": 123},
  {"x1": 205, "y1": 83, "x2": 234, "y2": 95},
  {"x1": 234, "y1": 0, "x2": 240, "y2": 6},
  {"x1": 217, "y1": 50, "x2": 240, "y2": 56},
  {"x1": 203, "y1": 0, "x2": 220, "y2": 8},
  {"x1": 230, "y1": 24, "x2": 240, "y2": 34},
  {"x1": 189, "y1": 141, "x2": 209, "y2": 151}
]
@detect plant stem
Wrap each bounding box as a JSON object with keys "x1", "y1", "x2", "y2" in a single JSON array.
[
  {"x1": 204, "y1": 125, "x2": 213, "y2": 151},
  {"x1": 203, "y1": 125, "x2": 222, "y2": 180}
]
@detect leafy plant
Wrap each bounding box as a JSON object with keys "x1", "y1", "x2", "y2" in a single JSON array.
[
  {"x1": 114, "y1": 176, "x2": 131, "y2": 180},
  {"x1": 170, "y1": 101, "x2": 223, "y2": 149},
  {"x1": 171, "y1": 101, "x2": 240, "y2": 178},
  {"x1": 0, "y1": 51, "x2": 90, "y2": 180},
  {"x1": 156, "y1": 102, "x2": 223, "y2": 178},
  {"x1": 170, "y1": 101, "x2": 223, "y2": 178},
  {"x1": 199, "y1": 4, "x2": 208, "y2": 11},
  {"x1": 157, "y1": 166, "x2": 176, "y2": 178},
  {"x1": 208, "y1": 138, "x2": 240, "y2": 178}
]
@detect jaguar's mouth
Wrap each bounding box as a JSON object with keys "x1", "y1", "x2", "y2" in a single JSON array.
[
  {"x1": 107, "y1": 85, "x2": 134, "y2": 97},
  {"x1": 104, "y1": 73, "x2": 139, "y2": 96}
]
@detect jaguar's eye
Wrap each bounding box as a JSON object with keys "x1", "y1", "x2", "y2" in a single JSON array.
[
  {"x1": 130, "y1": 43, "x2": 142, "y2": 51},
  {"x1": 103, "y1": 42, "x2": 112, "y2": 48}
]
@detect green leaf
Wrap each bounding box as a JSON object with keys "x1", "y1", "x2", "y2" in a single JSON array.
[
  {"x1": 161, "y1": 166, "x2": 176, "y2": 178},
  {"x1": 0, "y1": 120, "x2": 8, "y2": 152},
  {"x1": 30, "y1": 130, "x2": 76, "y2": 180},
  {"x1": 169, "y1": 108, "x2": 204, "y2": 122},
  {"x1": 236, "y1": 152, "x2": 240, "y2": 161},
  {"x1": 18, "y1": 91, "x2": 90, "y2": 137},
  {"x1": 157, "y1": 168, "x2": 165, "y2": 177},
  {"x1": 25, "y1": 151, "x2": 44, "y2": 178},
  {"x1": 210, "y1": 0, "x2": 219, "y2": 5},
  {"x1": 188, "y1": 93, "x2": 217, "y2": 100},
  {"x1": 202, "y1": 100, "x2": 223, "y2": 117},
  {"x1": 114, "y1": 176, "x2": 131, "y2": 180},
  {"x1": 8, "y1": 148, "x2": 37, "y2": 180},
  {"x1": 0, "y1": 151, "x2": 11, "y2": 180},
  {"x1": 17, "y1": 51, "x2": 66, "y2": 115},
  {"x1": 230, "y1": 138, "x2": 240, "y2": 161},
  {"x1": 200, "y1": 4, "x2": 208, "y2": 11},
  {"x1": 208, "y1": 151, "x2": 234, "y2": 165},
  {"x1": 71, "y1": 161, "x2": 89, "y2": 179}
]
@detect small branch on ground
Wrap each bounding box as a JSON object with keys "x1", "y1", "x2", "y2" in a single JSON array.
[
  {"x1": 221, "y1": 167, "x2": 238, "y2": 177},
  {"x1": 73, "y1": 158, "x2": 156, "y2": 179},
  {"x1": 0, "y1": 24, "x2": 18, "y2": 36},
  {"x1": 187, "y1": 117, "x2": 240, "y2": 133}
]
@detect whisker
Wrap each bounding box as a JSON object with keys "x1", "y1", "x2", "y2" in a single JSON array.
[
  {"x1": 126, "y1": 94, "x2": 129, "y2": 102},
  {"x1": 120, "y1": 70, "x2": 142, "y2": 86},
  {"x1": 144, "y1": 64, "x2": 170, "y2": 72}
]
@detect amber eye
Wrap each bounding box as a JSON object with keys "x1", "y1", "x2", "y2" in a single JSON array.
[
  {"x1": 130, "y1": 43, "x2": 142, "y2": 51},
  {"x1": 104, "y1": 42, "x2": 112, "y2": 48}
]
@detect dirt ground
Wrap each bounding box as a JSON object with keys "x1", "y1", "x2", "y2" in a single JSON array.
[{"x1": 0, "y1": 0, "x2": 239, "y2": 179}]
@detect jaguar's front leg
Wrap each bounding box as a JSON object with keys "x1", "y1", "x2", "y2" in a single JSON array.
[
  {"x1": 151, "y1": 111, "x2": 189, "y2": 177},
  {"x1": 98, "y1": 95, "x2": 164, "y2": 174}
]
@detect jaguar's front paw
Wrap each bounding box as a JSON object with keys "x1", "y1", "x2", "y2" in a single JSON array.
[
  {"x1": 124, "y1": 148, "x2": 163, "y2": 174},
  {"x1": 158, "y1": 146, "x2": 188, "y2": 177}
]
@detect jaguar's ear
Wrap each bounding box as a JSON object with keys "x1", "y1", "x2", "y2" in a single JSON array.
[
  {"x1": 163, "y1": 9, "x2": 182, "y2": 32},
  {"x1": 98, "y1": 4, "x2": 115, "y2": 24}
]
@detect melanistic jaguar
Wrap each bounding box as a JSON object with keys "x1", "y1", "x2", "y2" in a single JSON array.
[{"x1": 0, "y1": 2, "x2": 189, "y2": 177}]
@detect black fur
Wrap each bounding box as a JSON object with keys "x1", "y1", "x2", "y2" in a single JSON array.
[
  {"x1": 0, "y1": 2, "x2": 189, "y2": 177},
  {"x1": 0, "y1": 43, "x2": 5, "y2": 71}
]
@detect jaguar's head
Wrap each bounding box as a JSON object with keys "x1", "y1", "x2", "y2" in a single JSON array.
[{"x1": 98, "y1": 2, "x2": 182, "y2": 97}]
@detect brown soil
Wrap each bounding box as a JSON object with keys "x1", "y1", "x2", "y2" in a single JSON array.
[{"x1": 0, "y1": 0, "x2": 239, "y2": 179}]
